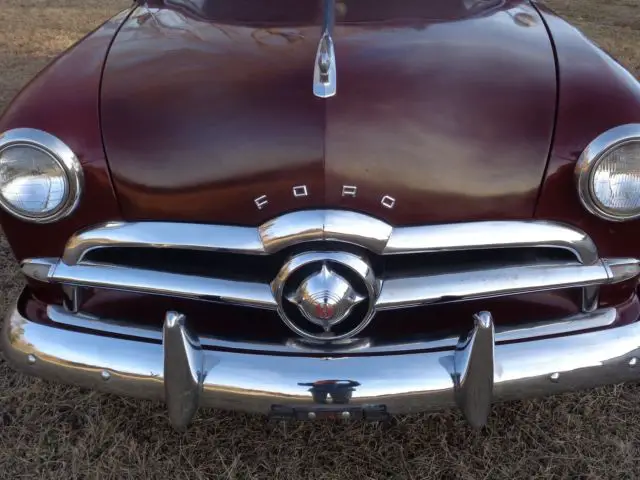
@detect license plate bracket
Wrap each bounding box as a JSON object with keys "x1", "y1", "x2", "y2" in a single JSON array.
[{"x1": 270, "y1": 404, "x2": 388, "y2": 422}]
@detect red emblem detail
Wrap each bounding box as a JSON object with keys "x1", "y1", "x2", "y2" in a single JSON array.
[{"x1": 314, "y1": 302, "x2": 335, "y2": 320}]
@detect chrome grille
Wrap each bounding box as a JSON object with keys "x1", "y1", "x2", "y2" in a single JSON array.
[
  {"x1": 21, "y1": 210, "x2": 640, "y2": 341},
  {"x1": 61, "y1": 210, "x2": 598, "y2": 265}
]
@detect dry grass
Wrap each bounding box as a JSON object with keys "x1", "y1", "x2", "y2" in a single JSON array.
[{"x1": 1, "y1": 0, "x2": 639, "y2": 478}]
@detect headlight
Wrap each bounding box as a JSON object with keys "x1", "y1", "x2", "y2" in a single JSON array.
[
  {"x1": 575, "y1": 124, "x2": 640, "y2": 222},
  {"x1": 0, "y1": 128, "x2": 83, "y2": 223}
]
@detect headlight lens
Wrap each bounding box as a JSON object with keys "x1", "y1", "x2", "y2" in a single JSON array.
[
  {"x1": 0, "y1": 145, "x2": 68, "y2": 217},
  {"x1": 576, "y1": 124, "x2": 640, "y2": 222},
  {"x1": 0, "y1": 129, "x2": 82, "y2": 223},
  {"x1": 591, "y1": 143, "x2": 640, "y2": 214}
]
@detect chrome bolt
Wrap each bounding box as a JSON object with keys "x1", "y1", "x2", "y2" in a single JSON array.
[
  {"x1": 27, "y1": 354, "x2": 36, "y2": 365},
  {"x1": 341, "y1": 411, "x2": 351, "y2": 420},
  {"x1": 550, "y1": 372, "x2": 560, "y2": 383},
  {"x1": 630, "y1": 357, "x2": 638, "y2": 367},
  {"x1": 307, "y1": 412, "x2": 316, "y2": 420},
  {"x1": 100, "y1": 370, "x2": 111, "y2": 381}
]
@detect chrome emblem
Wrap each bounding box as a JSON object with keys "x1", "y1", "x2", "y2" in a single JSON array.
[
  {"x1": 286, "y1": 264, "x2": 365, "y2": 331},
  {"x1": 272, "y1": 251, "x2": 378, "y2": 342},
  {"x1": 253, "y1": 185, "x2": 396, "y2": 211},
  {"x1": 313, "y1": 0, "x2": 337, "y2": 98},
  {"x1": 313, "y1": 33, "x2": 336, "y2": 98}
]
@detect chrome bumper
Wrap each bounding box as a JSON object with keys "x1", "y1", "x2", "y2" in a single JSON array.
[{"x1": 3, "y1": 293, "x2": 640, "y2": 430}]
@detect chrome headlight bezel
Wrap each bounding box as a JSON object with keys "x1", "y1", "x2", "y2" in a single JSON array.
[
  {"x1": 575, "y1": 124, "x2": 640, "y2": 222},
  {"x1": 0, "y1": 128, "x2": 83, "y2": 223}
]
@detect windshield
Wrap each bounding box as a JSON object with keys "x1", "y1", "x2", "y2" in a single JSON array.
[{"x1": 161, "y1": 0, "x2": 504, "y2": 25}]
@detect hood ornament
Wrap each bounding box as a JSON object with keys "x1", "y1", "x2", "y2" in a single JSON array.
[
  {"x1": 313, "y1": 0, "x2": 337, "y2": 98},
  {"x1": 286, "y1": 264, "x2": 365, "y2": 331}
]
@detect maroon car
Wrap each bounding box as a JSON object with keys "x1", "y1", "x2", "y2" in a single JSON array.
[{"x1": 1, "y1": 0, "x2": 640, "y2": 429}]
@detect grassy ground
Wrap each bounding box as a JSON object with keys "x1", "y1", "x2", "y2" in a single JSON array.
[{"x1": 1, "y1": 0, "x2": 639, "y2": 478}]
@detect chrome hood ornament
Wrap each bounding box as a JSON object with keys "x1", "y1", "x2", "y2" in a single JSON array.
[
  {"x1": 286, "y1": 264, "x2": 365, "y2": 331},
  {"x1": 313, "y1": 0, "x2": 337, "y2": 98}
]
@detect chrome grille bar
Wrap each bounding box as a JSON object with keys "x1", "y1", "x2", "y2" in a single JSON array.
[
  {"x1": 61, "y1": 211, "x2": 597, "y2": 265},
  {"x1": 45, "y1": 304, "x2": 618, "y2": 354},
  {"x1": 384, "y1": 221, "x2": 597, "y2": 264},
  {"x1": 51, "y1": 262, "x2": 277, "y2": 310},
  {"x1": 20, "y1": 212, "x2": 639, "y2": 316},
  {"x1": 376, "y1": 261, "x2": 610, "y2": 310},
  {"x1": 22, "y1": 257, "x2": 639, "y2": 312},
  {"x1": 64, "y1": 221, "x2": 263, "y2": 265}
]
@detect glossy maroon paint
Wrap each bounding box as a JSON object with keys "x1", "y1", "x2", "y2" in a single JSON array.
[
  {"x1": 0, "y1": 10, "x2": 132, "y2": 263},
  {"x1": 101, "y1": 3, "x2": 326, "y2": 224},
  {"x1": 0, "y1": 9, "x2": 134, "y2": 303},
  {"x1": 533, "y1": 2, "x2": 640, "y2": 261},
  {"x1": 325, "y1": 1, "x2": 557, "y2": 223},
  {"x1": 100, "y1": 0, "x2": 556, "y2": 225},
  {"x1": 1, "y1": 0, "x2": 639, "y2": 320}
]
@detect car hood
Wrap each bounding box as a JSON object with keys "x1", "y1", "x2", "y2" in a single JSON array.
[{"x1": 101, "y1": 0, "x2": 556, "y2": 226}]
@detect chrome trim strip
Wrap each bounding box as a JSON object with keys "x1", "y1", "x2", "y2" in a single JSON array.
[
  {"x1": 575, "y1": 124, "x2": 640, "y2": 222},
  {"x1": 385, "y1": 220, "x2": 598, "y2": 265},
  {"x1": 21, "y1": 257, "x2": 56, "y2": 282},
  {"x1": 258, "y1": 210, "x2": 324, "y2": 253},
  {"x1": 259, "y1": 210, "x2": 393, "y2": 254},
  {"x1": 50, "y1": 262, "x2": 278, "y2": 310},
  {"x1": 61, "y1": 212, "x2": 598, "y2": 266},
  {"x1": 23, "y1": 256, "x2": 638, "y2": 313},
  {"x1": 5, "y1": 298, "x2": 640, "y2": 428},
  {"x1": 376, "y1": 261, "x2": 617, "y2": 310},
  {"x1": 63, "y1": 221, "x2": 264, "y2": 266},
  {"x1": 45, "y1": 303, "x2": 618, "y2": 355},
  {"x1": 49, "y1": 305, "x2": 170, "y2": 342},
  {"x1": 0, "y1": 128, "x2": 83, "y2": 223},
  {"x1": 603, "y1": 257, "x2": 640, "y2": 283},
  {"x1": 493, "y1": 307, "x2": 617, "y2": 342}
]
